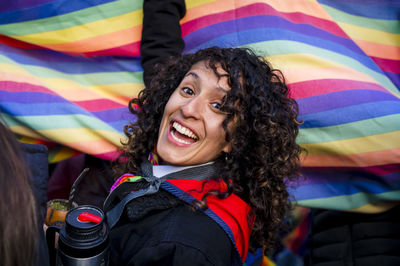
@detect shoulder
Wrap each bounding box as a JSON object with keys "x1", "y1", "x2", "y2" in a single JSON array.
[{"x1": 110, "y1": 203, "x2": 234, "y2": 266}]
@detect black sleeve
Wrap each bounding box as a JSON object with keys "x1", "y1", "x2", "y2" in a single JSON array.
[
  {"x1": 128, "y1": 242, "x2": 216, "y2": 266},
  {"x1": 140, "y1": 0, "x2": 186, "y2": 87},
  {"x1": 109, "y1": 204, "x2": 234, "y2": 266}
]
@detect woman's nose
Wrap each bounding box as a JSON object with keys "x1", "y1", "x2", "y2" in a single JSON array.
[{"x1": 181, "y1": 97, "x2": 203, "y2": 119}]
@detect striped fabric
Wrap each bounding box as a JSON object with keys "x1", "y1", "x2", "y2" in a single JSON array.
[{"x1": 0, "y1": 0, "x2": 399, "y2": 213}]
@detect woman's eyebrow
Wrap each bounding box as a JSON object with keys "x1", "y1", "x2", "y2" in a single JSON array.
[
  {"x1": 185, "y1": 71, "x2": 229, "y2": 93},
  {"x1": 185, "y1": 71, "x2": 199, "y2": 79}
]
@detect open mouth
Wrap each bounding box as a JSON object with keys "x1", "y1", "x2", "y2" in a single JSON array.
[{"x1": 170, "y1": 121, "x2": 199, "y2": 145}]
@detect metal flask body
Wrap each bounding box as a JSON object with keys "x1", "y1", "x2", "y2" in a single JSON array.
[{"x1": 56, "y1": 205, "x2": 109, "y2": 266}]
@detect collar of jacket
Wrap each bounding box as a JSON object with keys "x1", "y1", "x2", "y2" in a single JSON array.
[{"x1": 161, "y1": 178, "x2": 252, "y2": 265}]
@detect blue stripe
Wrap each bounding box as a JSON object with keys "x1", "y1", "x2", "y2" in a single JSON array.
[
  {"x1": 160, "y1": 181, "x2": 243, "y2": 266},
  {"x1": 183, "y1": 17, "x2": 382, "y2": 74},
  {"x1": 297, "y1": 89, "x2": 398, "y2": 115},
  {"x1": 0, "y1": 0, "x2": 116, "y2": 24},
  {"x1": 0, "y1": 102, "x2": 89, "y2": 117},
  {"x1": 384, "y1": 71, "x2": 400, "y2": 91},
  {"x1": 318, "y1": 0, "x2": 400, "y2": 20},
  {"x1": 299, "y1": 101, "x2": 400, "y2": 128},
  {"x1": 0, "y1": 44, "x2": 143, "y2": 74},
  {"x1": 0, "y1": 91, "x2": 67, "y2": 104},
  {"x1": 107, "y1": 120, "x2": 127, "y2": 133},
  {"x1": 92, "y1": 107, "x2": 132, "y2": 123},
  {"x1": 325, "y1": 0, "x2": 400, "y2": 6},
  {"x1": 293, "y1": 168, "x2": 400, "y2": 186},
  {"x1": 288, "y1": 179, "x2": 400, "y2": 201}
]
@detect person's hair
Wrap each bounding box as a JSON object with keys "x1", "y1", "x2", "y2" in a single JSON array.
[
  {"x1": 0, "y1": 122, "x2": 38, "y2": 266},
  {"x1": 116, "y1": 47, "x2": 304, "y2": 254}
]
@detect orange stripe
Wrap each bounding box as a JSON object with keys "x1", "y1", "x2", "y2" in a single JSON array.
[
  {"x1": 0, "y1": 72, "x2": 46, "y2": 87},
  {"x1": 302, "y1": 147, "x2": 400, "y2": 167},
  {"x1": 36, "y1": 25, "x2": 142, "y2": 53},
  {"x1": 354, "y1": 39, "x2": 400, "y2": 60},
  {"x1": 64, "y1": 139, "x2": 119, "y2": 155}
]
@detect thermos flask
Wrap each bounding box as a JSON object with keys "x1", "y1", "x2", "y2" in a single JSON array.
[{"x1": 46, "y1": 205, "x2": 109, "y2": 266}]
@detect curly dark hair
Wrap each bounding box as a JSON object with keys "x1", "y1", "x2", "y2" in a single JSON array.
[{"x1": 116, "y1": 47, "x2": 303, "y2": 254}]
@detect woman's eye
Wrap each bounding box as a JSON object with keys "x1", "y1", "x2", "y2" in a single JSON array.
[
  {"x1": 211, "y1": 102, "x2": 222, "y2": 110},
  {"x1": 182, "y1": 87, "x2": 194, "y2": 95}
]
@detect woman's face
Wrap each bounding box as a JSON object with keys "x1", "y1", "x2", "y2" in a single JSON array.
[{"x1": 156, "y1": 60, "x2": 231, "y2": 165}]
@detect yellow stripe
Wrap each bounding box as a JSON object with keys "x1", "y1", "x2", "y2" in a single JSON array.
[
  {"x1": 40, "y1": 25, "x2": 142, "y2": 53},
  {"x1": 18, "y1": 136, "x2": 40, "y2": 144},
  {"x1": 10, "y1": 125, "x2": 123, "y2": 146},
  {"x1": 267, "y1": 53, "x2": 380, "y2": 84},
  {"x1": 89, "y1": 83, "x2": 143, "y2": 103},
  {"x1": 40, "y1": 78, "x2": 141, "y2": 104},
  {"x1": 0, "y1": 62, "x2": 33, "y2": 75},
  {"x1": 350, "y1": 201, "x2": 399, "y2": 213},
  {"x1": 51, "y1": 147, "x2": 79, "y2": 163},
  {"x1": 302, "y1": 130, "x2": 400, "y2": 155},
  {"x1": 338, "y1": 21, "x2": 400, "y2": 46},
  {"x1": 185, "y1": 0, "x2": 216, "y2": 9},
  {"x1": 266, "y1": 52, "x2": 399, "y2": 96},
  {"x1": 40, "y1": 128, "x2": 123, "y2": 145},
  {"x1": 10, "y1": 125, "x2": 48, "y2": 140},
  {"x1": 11, "y1": 10, "x2": 143, "y2": 45}
]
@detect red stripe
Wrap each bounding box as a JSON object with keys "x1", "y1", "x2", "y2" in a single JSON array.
[
  {"x1": 358, "y1": 164, "x2": 400, "y2": 176},
  {"x1": 370, "y1": 56, "x2": 400, "y2": 73},
  {"x1": 74, "y1": 99, "x2": 125, "y2": 112},
  {"x1": 181, "y1": 2, "x2": 346, "y2": 38},
  {"x1": 287, "y1": 79, "x2": 387, "y2": 99},
  {"x1": 306, "y1": 163, "x2": 400, "y2": 176},
  {"x1": 0, "y1": 34, "x2": 44, "y2": 50},
  {"x1": 94, "y1": 150, "x2": 121, "y2": 161},
  {"x1": 81, "y1": 41, "x2": 140, "y2": 58},
  {"x1": 0, "y1": 81, "x2": 57, "y2": 95}
]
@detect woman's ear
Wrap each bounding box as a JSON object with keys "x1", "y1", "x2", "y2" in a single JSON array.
[{"x1": 222, "y1": 143, "x2": 232, "y2": 153}]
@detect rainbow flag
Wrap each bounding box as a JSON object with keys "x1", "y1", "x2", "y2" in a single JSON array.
[{"x1": 0, "y1": 0, "x2": 399, "y2": 213}]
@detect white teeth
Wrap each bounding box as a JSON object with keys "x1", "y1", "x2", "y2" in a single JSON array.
[
  {"x1": 171, "y1": 130, "x2": 192, "y2": 144},
  {"x1": 172, "y1": 122, "x2": 198, "y2": 140}
]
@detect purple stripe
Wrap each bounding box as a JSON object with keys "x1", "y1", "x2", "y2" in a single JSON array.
[
  {"x1": 92, "y1": 107, "x2": 133, "y2": 122},
  {"x1": 184, "y1": 27, "x2": 382, "y2": 74},
  {"x1": 0, "y1": 0, "x2": 54, "y2": 12},
  {"x1": 0, "y1": 91, "x2": 67, "y2": 104},
  {"x1": 299, "y1": 100, "x2": 400, "y2": 128},
  {"x1": 297, "y1": 89, "x2": 398, "y2": 115},
  {"x1": 0, "y1": 43, "x2": 142, "y2": 74},
  {"x1": 384, "y1": 72, "x2": 400, "y2": 90},
  {"x1": 0, "y1": 0, "x2": 115, "y2": 24},
  {"x1": 184, "y1": 15, "x2": 366, "y2": 56}
]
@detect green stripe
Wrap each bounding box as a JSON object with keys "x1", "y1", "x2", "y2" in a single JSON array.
[
  {"x1": 322, "y1": 4, "x2": 400, "y2": 34},
  {"x1": 245, "y1": 41, "x2": 399, "y2": 94},
  {"x1": 296, "y1": 190, "x2": 400, "y2": 210},
  {"x1": 0, "y1": 0, "x2": 143, "y2": 35},
  {"x1": 0, "y1": 54, "x2": 143, "y2": 85},
  {"x1": 297, "y1": 114, "x2": 400, "y2": 144},
  {"x1": 2, "y1": 112, "x2": 122, "y2": 132}
]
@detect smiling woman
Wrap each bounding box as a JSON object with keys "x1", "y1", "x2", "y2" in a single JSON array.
[
  {"x1": 157, "y1": 61, "x2": 232, "y2": 165},
  {"x1": 106, "y1": 47, "x2": 304, "y2": 266}
]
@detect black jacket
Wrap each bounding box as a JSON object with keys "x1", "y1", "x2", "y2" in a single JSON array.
[
  {"x1": 109, "y1": 189, "x2": 235, "y2": 265},
  {"x1": 21, "y1": 143, "x2": 50, "y2": 266}
]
